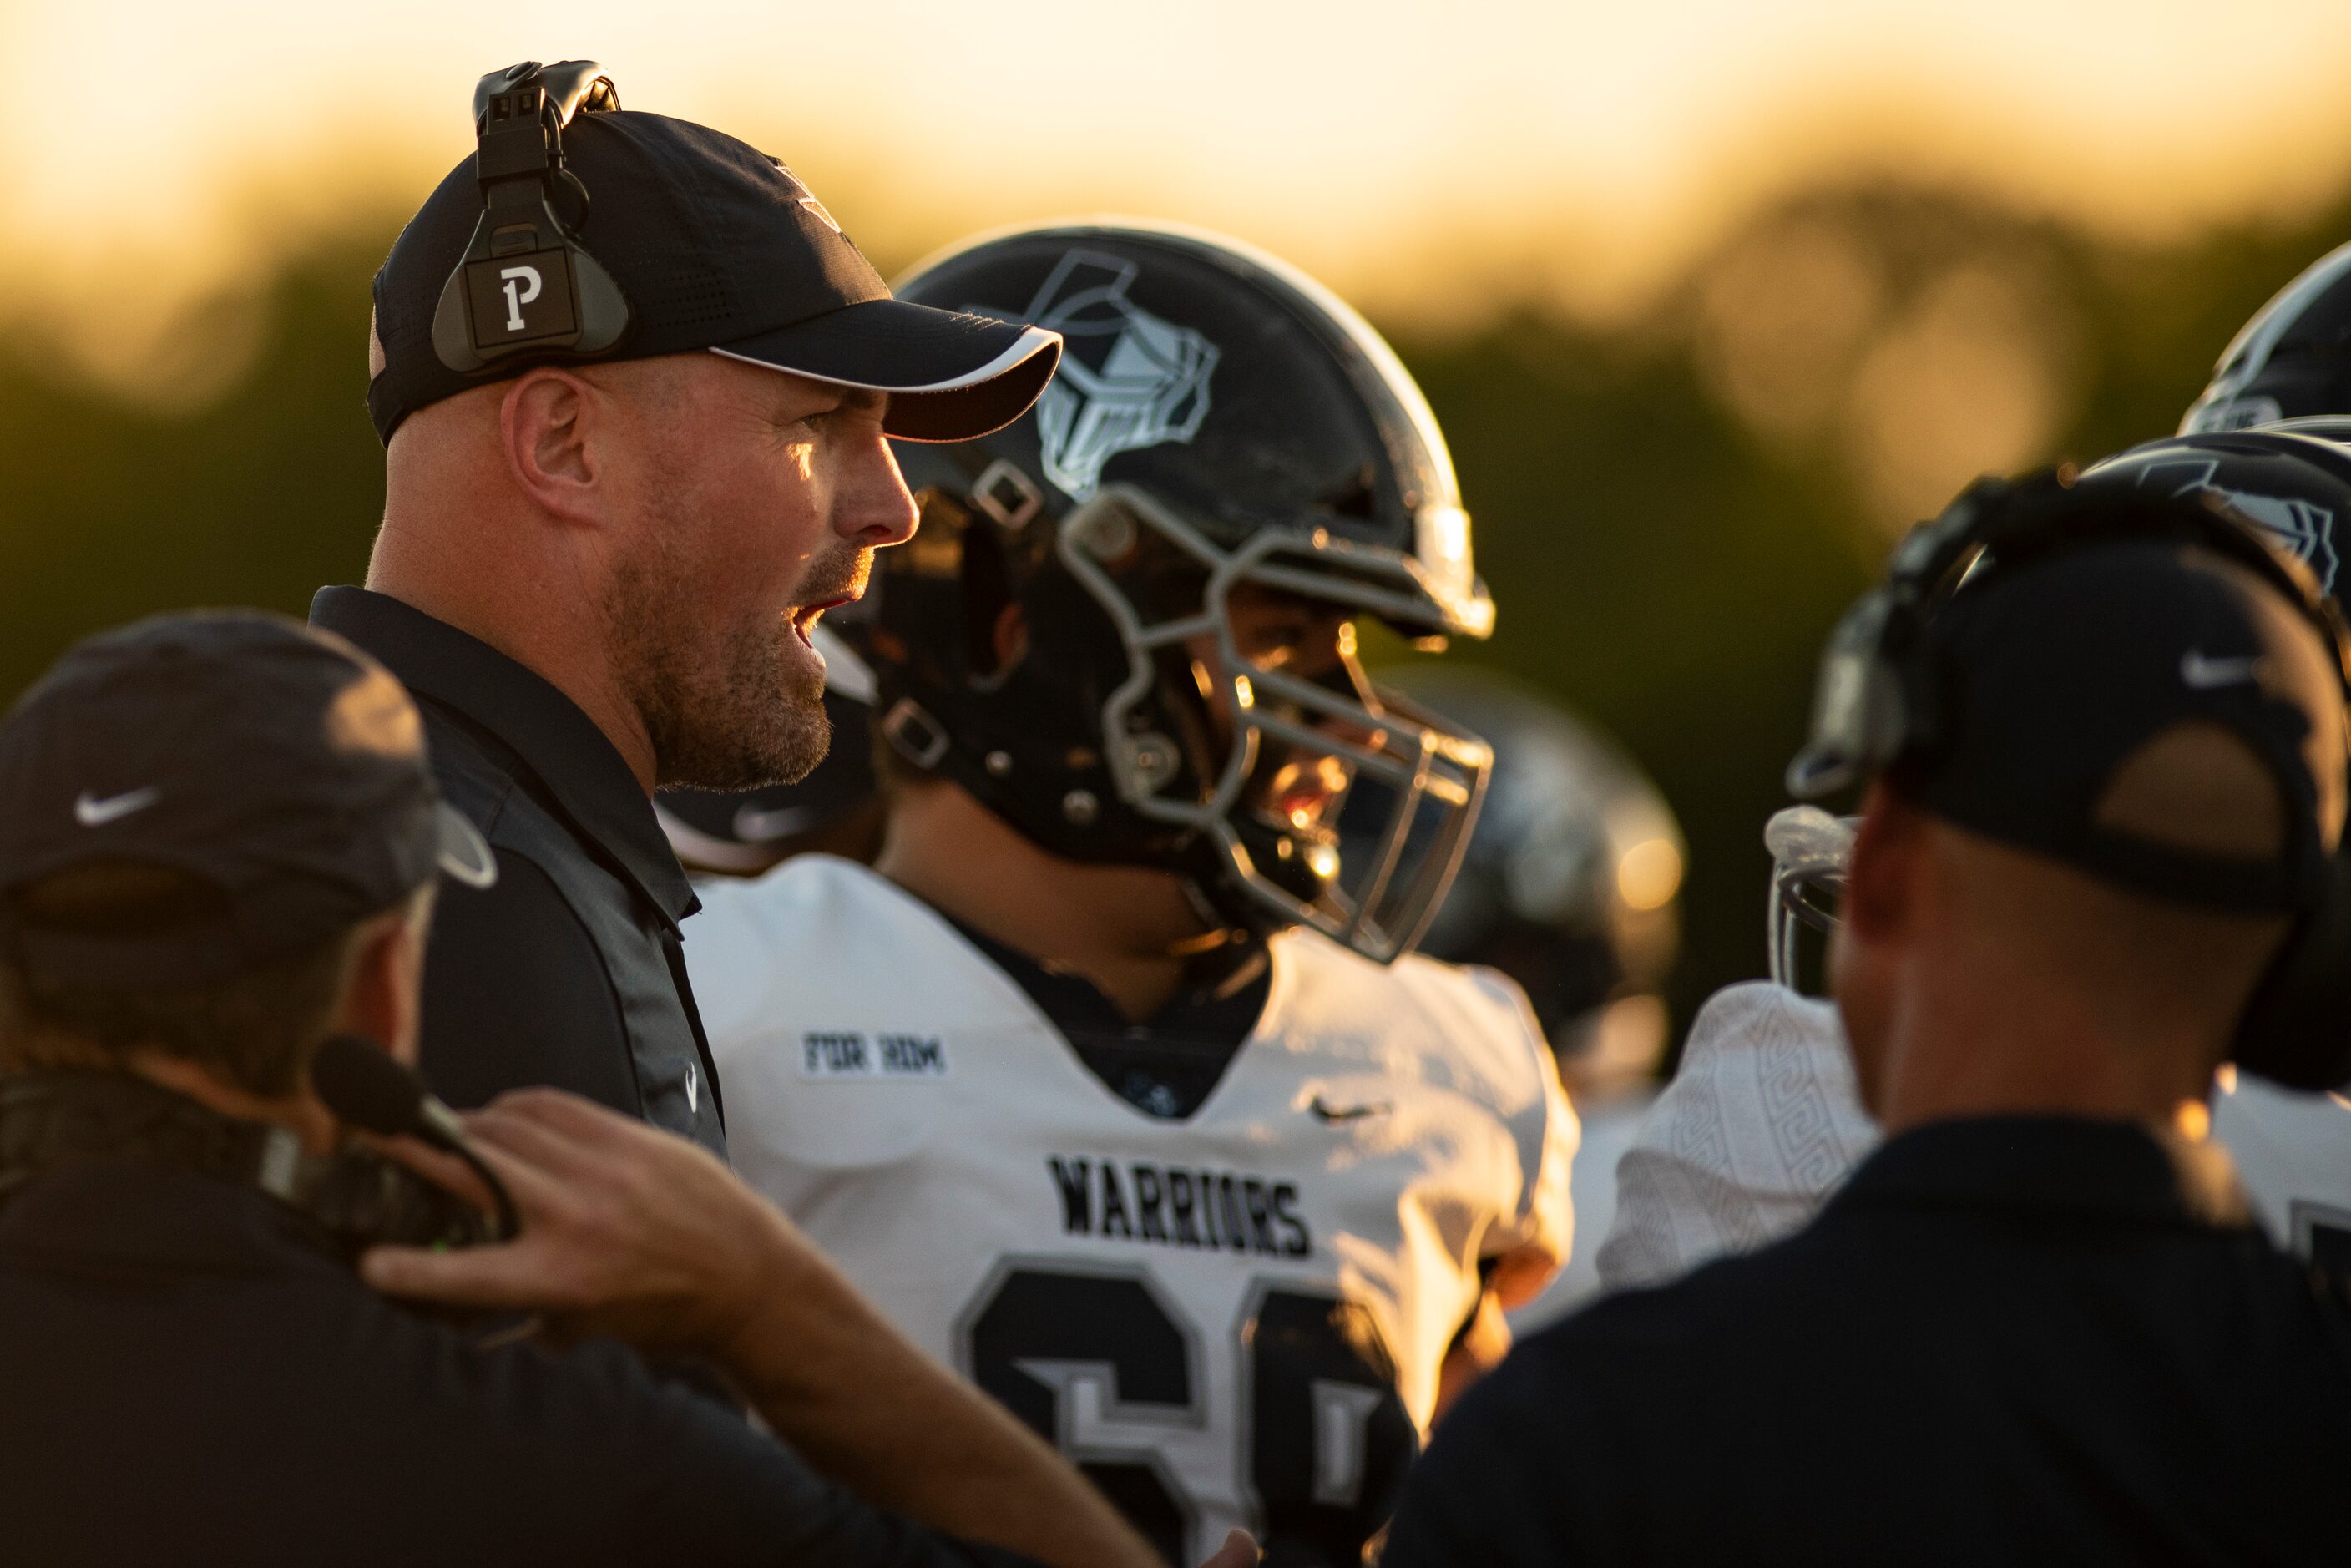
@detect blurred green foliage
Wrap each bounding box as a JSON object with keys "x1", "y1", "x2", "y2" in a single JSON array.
[{"x1": 1, "y1": 181, "x2": 2345, "y2": 1040}]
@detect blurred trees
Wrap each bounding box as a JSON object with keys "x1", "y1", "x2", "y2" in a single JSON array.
[{"x1": 1, "y1": 179, "x2": 2345, "y2": 1041}]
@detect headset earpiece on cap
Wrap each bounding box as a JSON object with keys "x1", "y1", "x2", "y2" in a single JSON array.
[
  {"x1": 1786, "y1": 474, "x2": 2025, "y2": 799},
  {"x1": 431, "y1": 59, "x2": 631, "y2": 373}
]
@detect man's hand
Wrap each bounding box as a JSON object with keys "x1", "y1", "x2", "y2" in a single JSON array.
[
  {"x1": 361, "y1": 1088, "x2": 800, "y2": 1360},
  {"x1": 1201, "y1": 1528, "x2": 1261, "y2": 1567},
  {"x1": 364, "y1": 1088, "x2": 1162, "y2": 1568},
  {"x1": 1433, "y1": 1288, "x2": 1514, "y2": 1426}
]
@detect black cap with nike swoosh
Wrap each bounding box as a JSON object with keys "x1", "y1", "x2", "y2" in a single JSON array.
[
  {"x1": 1910, "y1": 539, "x2": 2345, "y2": 913},
  {"x1": 0, "y1": 612, "x2": 497, "y2": 986}
]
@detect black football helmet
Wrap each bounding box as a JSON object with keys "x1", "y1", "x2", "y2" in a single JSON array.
[
  {"x1": 853, "y1": 221, "x2": 1494, "y2": 962},
  {"x1": 1357, "y1": 667, "x2": 1683, "y2": 1092},
  {"x1": 2075, "y1": 427, "x2": 2351, "y2": 601},
  {"x1": 2182, "y1": 240, "x2": 2351, "y2": 435}
]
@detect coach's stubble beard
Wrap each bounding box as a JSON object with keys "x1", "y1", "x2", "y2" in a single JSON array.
[{"x1": 605, "y1": 516, "x2": 863, "y2": 795}]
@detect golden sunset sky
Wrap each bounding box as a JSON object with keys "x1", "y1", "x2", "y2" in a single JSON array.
[{"x1": 5, "y1": 0, "x2": 2351, "y2": 372}]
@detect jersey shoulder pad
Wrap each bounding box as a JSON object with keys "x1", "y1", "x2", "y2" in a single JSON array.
[
  {"x1": 685, "y1": 855, "x2": 1040, "y2": 1048},
  {"x1": 1268, "y1": 929, "x2": 1553, "y2": 1112},
  {"x1": 2212, "y1": 1071, "x2": 2351, "y2": 1247}
]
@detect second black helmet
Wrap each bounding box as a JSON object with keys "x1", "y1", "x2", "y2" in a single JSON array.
[{"x1": 851, "y1": 221, "x2": 1495, "y2": 962}]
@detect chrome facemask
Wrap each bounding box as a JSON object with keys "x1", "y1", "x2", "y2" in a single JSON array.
[{"x1": 1059, "y1": 485, "x2": 1493, "y2": 963}]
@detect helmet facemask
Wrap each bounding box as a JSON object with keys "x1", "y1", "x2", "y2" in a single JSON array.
[{"x1": 1060, "y1": 484, "x2": 1492, "y2": 963}]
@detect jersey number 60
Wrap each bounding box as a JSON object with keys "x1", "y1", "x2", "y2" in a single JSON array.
[{"x1": 961, "y1": 1262, "x2": 1418, "y2": 1565}]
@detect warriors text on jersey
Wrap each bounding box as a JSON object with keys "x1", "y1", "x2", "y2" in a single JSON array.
[{"x1": 688, "y1": 856, "x2": 1575, "y2": 1565}]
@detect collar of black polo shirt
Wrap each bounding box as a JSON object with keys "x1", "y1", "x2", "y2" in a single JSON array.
[
  {"x1": 309, "y1": 587, "x2": 695, "y2": 928},
  {"x1": 1826, "y1": 1115, "x2": 2254, "y2": 1232},
  {"x1": 0, "y1": 1159, "x2": 345, "y2": 1279}
]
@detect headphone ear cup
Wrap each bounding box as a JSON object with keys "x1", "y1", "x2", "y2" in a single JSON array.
[
  {"x1": 1788, "y1": 595, "x2": 1909, "y2": 798},
  {"x1": 2232, "y1": 850, "x2": 2351, "y2": 1091}
]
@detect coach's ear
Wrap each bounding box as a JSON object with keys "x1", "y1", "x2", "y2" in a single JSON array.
[
  {"x1": 335, "y1": 887, "x2": 438, "y2": 1072},
  {"x1": 1830, "y1": 780, "x2": 1920, "y2": 1120},
  {"x1": 499, "y1": 367, "x2": 603, "y2": 521},
  {"x1": 1842, "y1": 781, "x2": 1921, "y2": 946}
]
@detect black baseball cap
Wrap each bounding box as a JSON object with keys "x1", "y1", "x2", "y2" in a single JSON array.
[
  {"x1": 0, "y1": 613, "x2": 496, "y2": 987},
  {"x1": 367, "y1": 106, "x2": 1061, "y2": 443},
  {"x1": 1911, "y1": 540, "x2": 2346, "y2": 914}
]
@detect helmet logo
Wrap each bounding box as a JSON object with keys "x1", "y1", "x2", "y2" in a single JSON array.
[
  {"x1": 2140, "y1": 458, "x2": 2342, "y2": 592},
  {"x1": 2182, "y1": 394, "x2": 2283, "y2": 436},
  {"x1": 982, "y1": 250, "x2": 1219, "y2": 499}
]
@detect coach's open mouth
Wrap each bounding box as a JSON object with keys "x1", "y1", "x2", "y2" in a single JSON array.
[{"x1": 791, "y1": 596, "x2": 856, "y2": 649}]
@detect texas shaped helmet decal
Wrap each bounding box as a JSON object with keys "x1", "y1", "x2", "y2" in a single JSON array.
[
  {"x1": 2131, "y1": 457, "x2": 2343, "y2": 595},
  {"x1": 976, "y1": 250, "x2": 1220, "y2": 500}
]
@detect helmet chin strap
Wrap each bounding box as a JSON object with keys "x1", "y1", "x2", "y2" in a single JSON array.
[
  {"x1": 1176, "y1": 870, "x2": 1260, "y2": 948},
  {"x1": 1166, "y1": 922, "x2": 1250, "y2": 959}
]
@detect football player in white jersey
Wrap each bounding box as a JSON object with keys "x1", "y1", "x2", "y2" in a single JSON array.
[
  {"x1": 686, "y1": 222, "x2": 1575, "y2": 1567},
  {"x1": 1596, "y1": 427, "x2": 2351, "y2": 1295},
  {"x1": 1347, "y1": 666, "x2": 1684, "y2": 1322}
]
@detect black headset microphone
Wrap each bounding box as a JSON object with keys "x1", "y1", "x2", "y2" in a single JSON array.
[{"x1": 311, "y1": 1034, "x2": 520, "y2": 1242}]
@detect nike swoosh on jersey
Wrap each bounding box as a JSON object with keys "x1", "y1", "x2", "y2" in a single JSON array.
[
  {"x1": 1307, "y1": 1095, "x2": 1392, "y2": 1125},
  {"x1": 2181, "y1": 650, "x2": 2266, "y2": 689},
  {"x1": 73, "y1": 787, "x2": 162, "y2": 827}
]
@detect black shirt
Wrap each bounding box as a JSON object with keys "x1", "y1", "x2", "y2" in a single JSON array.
[
  {"x1": 943, "y1": 915, "x2": 1271, "y2": 1120},
  {"x1": 1383, "y1": 1116, "x2": 2351, "y2": 1566},
  {"x1": 311, "y1": 589, "x2": 725, "y2": 1155},
  {"x1": 0, "y1": 1161, "x2": 1024, "y2": 1568}
]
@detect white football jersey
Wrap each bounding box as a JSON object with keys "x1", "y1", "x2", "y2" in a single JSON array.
[
  {"x1": 2211, "y1": 1068, "x2": 2351, "y2": 1264},
  {"x1": 1599, "y1": 979, "x2": 2351, "y2": 1292},
  {"x1": 689, "y1": 856, "x2": 1575, "y2": 1565}
]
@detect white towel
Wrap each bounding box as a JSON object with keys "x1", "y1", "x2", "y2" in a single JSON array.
[{"x1": 1595, "y1": 980, "x2": 1881, "y2": 1292}]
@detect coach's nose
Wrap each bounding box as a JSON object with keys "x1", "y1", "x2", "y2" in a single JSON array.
[{"x1": 836, "y1": 422, "x2": 920, "y2": 550}]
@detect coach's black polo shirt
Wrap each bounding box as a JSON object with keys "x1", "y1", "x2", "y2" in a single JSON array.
[
  {"x1": 311, "y1": 589, "x2": 724, "y2": 1154},
  {"x1": 1384, "y1": 1116, "x2": 2351, "y2": 1566},
  {"x1": 0, "y1": 1161, "x2": 1023, "y2": 1567}
]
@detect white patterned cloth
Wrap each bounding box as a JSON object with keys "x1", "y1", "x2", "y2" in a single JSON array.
[
  {"x1": 1595, "y1": 980, "x2": 1881, "y2": 1292},
  {"x1": 1594, "y1": 980, "x2": 2351, "y2": 1296}
]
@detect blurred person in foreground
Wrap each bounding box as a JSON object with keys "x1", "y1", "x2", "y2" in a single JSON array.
[
  {"x1": 1351, "y1": 666, "x2": 1681, "y2": 1319},
  {"x1": 687, "y1": 222, "x2": 1575, "y2": 1566},
  {"x1": 0, "y1": 612, "x2": 1172, "y2": 1568},
  {"x1": 311, "y1": 62, "x2": 1059, "y2": 1154},
  {"x1": 1595, "y1": 429, "x2": 2351, "y2": 1295},
  {"x1": 1383, "y1": 469, "x2": 2351, "y2": 1565}
]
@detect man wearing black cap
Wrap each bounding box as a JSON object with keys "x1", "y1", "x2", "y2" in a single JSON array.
[
  {"x1": 0, "y1": 611, "x2": 1165, "y2": 1567},
  {"x1": 1381, "y1": 493, "x2": 2351, "y2": 1564},
  {"x1": 312, "y1": 63, "x2": 1058, "y2": 1148}
]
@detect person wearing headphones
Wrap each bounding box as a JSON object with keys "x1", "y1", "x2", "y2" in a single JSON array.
[
  {"x1": 0, "y1": 613, "x2": 1170, "y2": 1568},
  {"x1": 312, "y1": 62, "x2": 1059, "y2": 1154},
  {"x1": 1595, "y1": 431, "x2": 2351, "y2": 1292},
  {"x1": 1382, "y1": 473, "x2": 2351, "y2": 1564}
]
